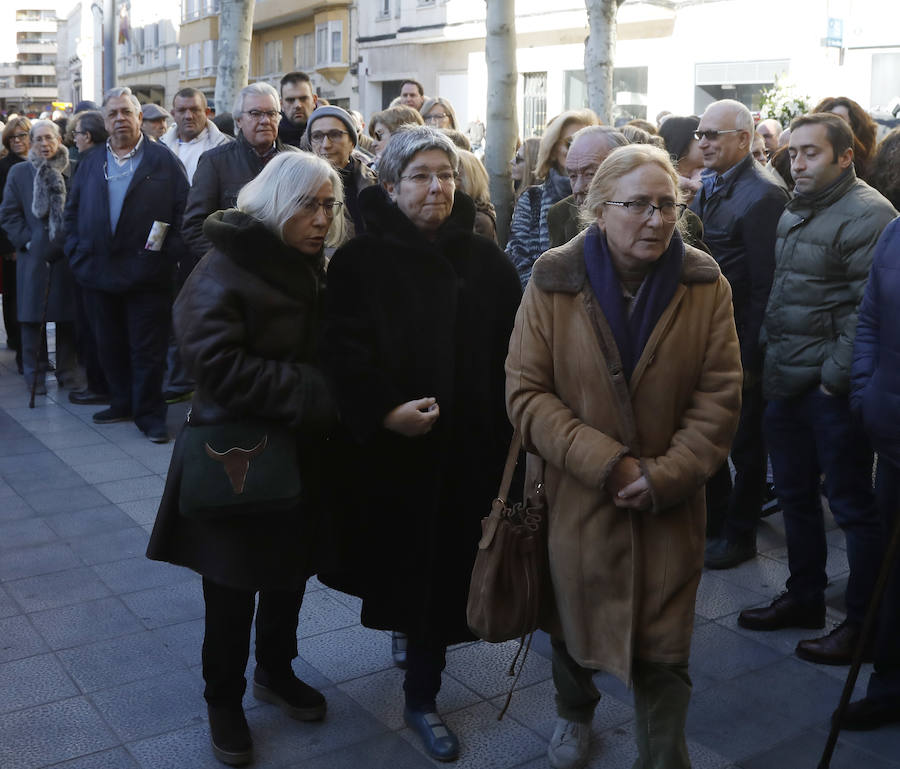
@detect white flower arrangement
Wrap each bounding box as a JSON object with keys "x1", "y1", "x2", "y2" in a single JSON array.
[{"x1": 759, "y1": 76, "x2": 811, "y2": 128}]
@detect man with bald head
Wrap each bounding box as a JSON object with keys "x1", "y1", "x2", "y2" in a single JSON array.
[
  {"x1": 547, "y1": 126, "x2": 628, "y2": 247},
  {"x1": 756, "y1": 118, "x2": 782, "y2": 159},
  {"x1": 691, "y1": 99, "x2": 789, "y2": 569}
]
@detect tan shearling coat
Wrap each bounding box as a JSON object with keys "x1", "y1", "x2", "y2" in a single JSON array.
[{"x1": 506, "y1": 230, "x2": 742, "y2": 684}]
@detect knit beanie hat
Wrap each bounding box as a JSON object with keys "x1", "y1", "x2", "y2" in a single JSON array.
[{"x1": 305, "y1": 105, "x2": 358, "y2": 147}]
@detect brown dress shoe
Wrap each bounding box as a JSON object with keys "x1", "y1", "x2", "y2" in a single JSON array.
[
  {"x1": 737, "y1": 592, "x2": 825, "y2": 631},
  {"x1": 837, "y1": 696, "x2": 900, "y2": 730},
  {"x1": 796, "y1": 620, "x2": 868, "y2": 665}
]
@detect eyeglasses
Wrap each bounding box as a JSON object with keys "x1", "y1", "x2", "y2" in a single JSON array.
[
  {"x1": 297, "y1": 198, "x2": 343, "y2": 218},
  {"x1": 73, "y1": 130, "x2": 88, "y2": 137},
  {"x1": 399, "y1": 171, "x2": 457, "y2": 187},
  {"x1": 310, "y1": 129, "x2": 348, "y2": 144},
  {"x1": 245, "y1": 109, "x2": 279, "y2": 122},
  {"x1": 103, "y1": 157, "x2": 134, "y2": 181},
  {"x1": 693, "y1": 129, "x2": 740, "y2": 141},
  {"x1": 603, "y1": 200, "x2": 686, "y2": 223},
  {"x1": 10, "y1": 132, "x2": 28, "y2": 141},
  {"x1": 424, "y1": 113, "x2": 449, "y2": 123}
]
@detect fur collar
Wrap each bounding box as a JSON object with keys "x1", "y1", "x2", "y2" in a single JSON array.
[
  {"x1": 29, "y1": 145, "x2": 69, "y2": 241},
  {"x1": 532, "y1": 228, "x2": 720, "y2": 294}
]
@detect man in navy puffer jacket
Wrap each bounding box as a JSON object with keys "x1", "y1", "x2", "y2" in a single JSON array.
[{"x1": 845, "y1": 216, "x2": 900, "y2": 730}]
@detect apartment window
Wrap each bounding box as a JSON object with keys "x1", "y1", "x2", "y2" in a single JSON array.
[
  {"x1": 146, "y1": 23, "x2": 159, "y2": 50},
  {"x1": 186, "y1": 41, "x2": 202, "y2": 77},
  {"x1": 294, "y1": 33, "x2": 314, "y2": 70},
  {"x1": 378, "y1": 0, "x2": 390, "y2": 18},
  {"x1": 316, "y1": 21, "x2": 342, "y2": 67},
  {"x1": 183, "y1": 0, "x2": 199, "y2": 21},
  {"x1": 203, "y1": 39, "x2": 217, "y2": 75},
  {"x1": 263, "y1": 40, "x2": 282, "y2": 76},
  {"x1": 202, "y1": 0, "x2": 220, "y2": 16},
  {"x1": 523, "y1": 72, "x2": 547, "y2": 138}
]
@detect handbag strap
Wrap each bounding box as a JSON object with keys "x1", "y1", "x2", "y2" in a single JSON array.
[{"x1": 497, "y1": 428, "x2": 523, "y2": 504}]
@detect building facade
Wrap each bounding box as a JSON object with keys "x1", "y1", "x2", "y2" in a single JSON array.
[{"x1": 1, "y1": 3, "x2": 61, "y2": 115}]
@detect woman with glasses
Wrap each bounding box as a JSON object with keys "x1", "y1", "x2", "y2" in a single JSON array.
[
  {"x1": 0, "y1": 116, "x2": 32, "y2": 372},
  {"x1": 147, "y1": 152, "x2": 344, "y2": 767},
  {"x1": 320, "y1": 125, "x2": 520, "y2": 762},
  {"x1": 505, "y1": 109, "x2": 596, "y2": 288},
  {"x1": 420, "y1": 96, "x2": 458, "y2": 130},
  {"x1": 506, "y1": 144, "x2": 742, "y2": 769}
]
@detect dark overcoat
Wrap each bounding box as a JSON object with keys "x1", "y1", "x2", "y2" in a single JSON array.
[
  {"x1": 0, "y1": 155, "x2": 77, "y2": 322},
  {"x1": 146, "y1": 210, "x2": 338, "y2": 591},
  {"x1": 320, "y1": 186, "x2": 521, "y2": 645}
]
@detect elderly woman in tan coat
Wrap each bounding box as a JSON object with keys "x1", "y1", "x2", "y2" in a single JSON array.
[{"x1": 506, "y1": 144, "x2": 742, "y2": 769}]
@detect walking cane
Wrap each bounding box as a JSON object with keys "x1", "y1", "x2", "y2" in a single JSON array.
[
  {"x1": 817, "y1": 492, "x2": 900, "y2": 769},
  {"x1": 28, "y1": 260, "x2": 55, "y2": 409}
]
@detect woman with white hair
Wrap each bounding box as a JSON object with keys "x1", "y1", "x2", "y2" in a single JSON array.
[
  {"x1": 320, "y1": 125, "x2": 521, "y2": 762},
  {"x1": 147, "y1": 151, "x2": 344, "y2": 767},
  {"x1": 0, "y1": 118, "x2": 79, "y2": 394}
]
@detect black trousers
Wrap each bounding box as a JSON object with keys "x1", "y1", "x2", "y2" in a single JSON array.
[
  {"x1": 706, "y1": 380, "x2": 767, "y2": 541},
  {"x1": 403, "y1": 636, "x2": 446, "y2": 711},
  {"x1": 2, "y1": 256, "x2": 20, "y2": 366},
  {"x1": 83, "y1": 287, "x2": 169, "y2": 432},
  {"x1": 201, "y1": 577, "x2": 305, "y2": 706},
  {"x1": 73, "y1": 282, "x2": 108, "y2": 395}
]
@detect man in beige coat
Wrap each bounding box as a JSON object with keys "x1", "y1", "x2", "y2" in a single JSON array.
[{"x1": 506, "y1": 144, "x2": 742, "y2": 769}]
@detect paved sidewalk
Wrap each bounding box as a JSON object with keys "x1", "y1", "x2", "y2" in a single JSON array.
[{"x1": 0, "y1": 336, "x2": 898, "y2": 769}]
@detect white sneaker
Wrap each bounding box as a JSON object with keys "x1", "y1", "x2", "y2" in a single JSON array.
[{"x1": 548, "y1": 717, "x2": 590, "y2": 769}]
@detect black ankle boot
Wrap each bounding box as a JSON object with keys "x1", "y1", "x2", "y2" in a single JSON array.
[
  {"x1": 253, "y1": 666, "x2": 327, "y2": 721},
  {"x1": 207, "y1": 703, "x2": 252, "y2": 766}
]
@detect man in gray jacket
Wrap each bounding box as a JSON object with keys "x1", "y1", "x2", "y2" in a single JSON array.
[{"x1": 738, "y1": 113, "x2": 897, "y2": 665}]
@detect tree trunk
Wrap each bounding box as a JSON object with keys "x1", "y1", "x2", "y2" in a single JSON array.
[
  {"x1": 584, "y1": 0, "x2": 624, "y2": 125},
  {"x1": 215, "y1": 0, "x2": 255, "y2": 116},
  {"x1": 485, "y1": 0, "x2": 518, "y2": 247}
]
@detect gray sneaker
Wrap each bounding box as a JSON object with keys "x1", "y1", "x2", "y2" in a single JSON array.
[{"x1": 548, "y1": 717, "x2": 590, "y2": 769}]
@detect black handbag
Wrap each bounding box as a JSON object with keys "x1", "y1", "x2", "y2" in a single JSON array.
[{"x1": 178, "y1": 415, "x2": 302, "y2": 520}]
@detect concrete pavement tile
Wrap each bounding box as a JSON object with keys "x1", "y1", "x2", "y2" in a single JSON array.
[
  {"x1": 0, "y1": 433, "x2": 45, "y2": 457},
  {"x1": 54, "y1": 443, "x2": 130, "y2": 465},
  {"x1": 5, "y1": 566, "x2": 111, "y2": 612},
  {"x1": 0, "y1": 614, "x2": 50, "y2": 662},
  {"x1": 0, "y1": 652, "x2": 80, "y2": 714},
  {"x1": 23, "y1": 485, "x2": 110, "y2": 515},
  {"x1": 688, "y1": 623, "x2": 783, "y2": 685},
  {"x1": 445, "y1": 640, "x2": 552, "y2": 699},
  {"x1": 324, "y1": 585, "x2": 364, "y2": 614},
  {"x1": 826, "y1": 528, "x2": 848, "y2": 549},
  {"x1": 37, "y1": 427, "x2": 107, "y2": 451},
  {"x1": 89, "y1": 668, "x2": 205, "y2": 741},
  {"x1": 0, "y1": 491, "x2": 34, "y2": 522},
  {"x1": 277, "y1": 732, "x2": 436, "y2": 769},
  {"x1": 297, "y1": 624, "x2": 396, "y2": 683},
  {"x1": 95, "y1": 475, "x2": 166, "y2": 504},
  {"x1": 487, "y1": 677, "x2": 633, "y2": 741},
  {"x1": 685, "y1": 675, "x2": 810, "y2": 762},
  {"x1": 814, "y1": 720, "x2": 900, "y2": 764},
  {"x1": 137, "y1": 453, "x2": 175, "y2": 475},
  {"x1": 151, "y1": 618, "x2": 204, "y2": 667},
  {"x1": 694, "y1": 572, "x2": 772, "y2": 620},
  {"x1": 120, "y1": 579, "x2": 204, "y2": 629},
  {"x1": 9, "y1": 468, "x2": 88, "y2": 495},
  {"x1": 703, "y1": 553, "x2": 790, "y2": 597},
  {"x1": 0, "y1": 584, "x2": 21, "y2": 618},
  {"x1": 67, "y1": 526, "x2": 149, "y2": 566},
  {"x1": 399, "y1": 700, "x2": 546, "y2": 769},
  {"x1": 742, "y1": 727, "x2": 900, "y2": 769},
  {"x1": 0, "y1": 448, "x2": 66, "y2": 476},
  {"x1": 117, "y1": 497, "x2": 163, "y2": 525},
  {"x1": 38, "y1": 747, "x2": 141, "y2": 769},
  {"x1": 58, "y1": 629, "x2": 187, "y2": 693},
  {"x1": 73, "y1": 458, "x2": 155, "y2": 485},
  {"x1": 92, "y1": 556, "x2": 194, "y2": 595},
  {"x1": 127, "y1": 721, "x2": 234, "y2": 769},
  {"x1": 13, "y1": 415, "x2": 96, "y2": 436},
  {"x1": 0, "y1": 517, "x2": 57, "y2": 550},
  {"x1": 297, "y1": 587, "x2": 362, "y2": 638},
  {"x1": 0, "y1": 696, "x2": 118, "y2": 769},
  {"x1": 30, "y1": 596, "x2": 143, "y2": 650},
  {"x1": 338, "y1": 664, "x2": 482, "y2": 730},
  {"x1": 766, "y1": 544, "x2": 851, "y2": 579},
  {"x1": 44, "y1": 504, "x2": 136, "y2": 538},
  {"x1": 0, "y1": 540, "x2": 82, "y2": 580}
]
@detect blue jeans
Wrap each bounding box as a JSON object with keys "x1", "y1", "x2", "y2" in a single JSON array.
[
  {"x1": 868, "y1": 458, "x2": 900, "y2": 702},
  {"x1": 765, "y1": 389, "x2": 882, "y2": 624}
]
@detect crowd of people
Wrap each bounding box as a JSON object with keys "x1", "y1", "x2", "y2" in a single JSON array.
[{"x1": 1, "y1": 75, "x2": 899, "y2": 768}]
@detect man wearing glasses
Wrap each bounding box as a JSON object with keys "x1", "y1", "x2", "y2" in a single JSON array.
[
  {"x1": 305, "y1": 105, "x2": 377, "y2": 245},
  {"x1": 63, "y1": 86, "x2": 189, "y2": 444},
  {"x1": 690, "y1": 99, "x2": 788, "y2": 570},
  {"x1": 182, "y1": 82, "x2": 299, "y2": 263}
]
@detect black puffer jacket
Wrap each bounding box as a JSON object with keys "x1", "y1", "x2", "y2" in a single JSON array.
[
  {"x1": 147, "y1": 209, "x2": 337, "y2": 590},
  {"x1": 690, "y1": 154, "x2": 788, "y2": 376}
]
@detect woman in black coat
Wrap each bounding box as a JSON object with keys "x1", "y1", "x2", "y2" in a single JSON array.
[
  {"x1": 146, "y1": 152, "x2": 342, "y2": 767},
  {"x1": 321, "y1": 125, "x2": 521, "y2": 762}
]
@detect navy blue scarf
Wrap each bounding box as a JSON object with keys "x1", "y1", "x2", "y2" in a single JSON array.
[{"x1": 584, "y1": 224, "x2": 684, "y2": 380}]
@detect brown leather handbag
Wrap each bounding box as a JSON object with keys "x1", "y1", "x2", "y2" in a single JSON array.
[{"x1": 467, "y1": 427, "x2": 549, "y2": 642}]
